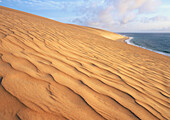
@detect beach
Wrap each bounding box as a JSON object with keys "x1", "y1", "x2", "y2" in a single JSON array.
[{"x1": 0, "y1": 6, "x2": 170, "y2": 120}]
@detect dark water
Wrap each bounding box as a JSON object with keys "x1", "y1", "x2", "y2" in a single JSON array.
[{"x1": 119, "y1": 33, "x2": 170, "y2": 57}]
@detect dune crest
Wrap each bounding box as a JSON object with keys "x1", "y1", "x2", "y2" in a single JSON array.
[{"x1": 0, "y1": 6, "x2": 170, "y2": 120}]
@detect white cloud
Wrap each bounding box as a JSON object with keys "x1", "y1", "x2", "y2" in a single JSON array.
[
  {"x1": 12, "y1": 0, "x2": 83, "y2": 10},
  {"x1": 161, "y1": 5, "x2": 170, "y2": 9},
  {"x1": 121, "y1": 12, "x2": 137, "y2": 24},
  {"x1": 138, "y1": 0, "x2": 161, "y2": 13},
  {"x1": 141, "y1": 16, "x2": 170, "y2": 23},
  {"x1": 72, "y1": 0, "x2": 166, "y2": 32}
]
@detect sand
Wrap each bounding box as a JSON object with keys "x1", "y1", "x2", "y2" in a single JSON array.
[{"x1": 0, "y1": 6, "x2": 170, "y2": 120}]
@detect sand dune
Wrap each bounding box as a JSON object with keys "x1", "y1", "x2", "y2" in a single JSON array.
[{"x1": 0, "y1": 6, "x2": 170, "y2": 120}]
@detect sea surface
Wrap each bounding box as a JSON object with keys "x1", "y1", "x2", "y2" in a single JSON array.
[{"x1": 119, "y1": 33, "x2": 170, "y2": 57}]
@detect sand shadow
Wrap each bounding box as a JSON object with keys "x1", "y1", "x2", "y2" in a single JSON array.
[{"x1": 0, "y1": 77, "x2": 3, "y2": 84}]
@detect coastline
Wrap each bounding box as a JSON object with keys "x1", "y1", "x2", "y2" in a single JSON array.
[
  {"x1": 115, "y1": 37, "x2": 129, "y2": 43},
  {"x1": 120, "y1": 34, "x2": 170, "y2": 57}
]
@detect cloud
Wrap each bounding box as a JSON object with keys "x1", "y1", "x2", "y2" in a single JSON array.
[
  {"x1": 72, "y1": 0, "x2": 163, "y2": 31},
  {"x1": 24, "y1": 0, "x2": 70, "y2": 9},
  {"x1": 135, "y1": 21, "x2": 170, "y2": 32},
  {"x1": 138, "y1": 0, "x2": 161, "y2": 13},
  {"x1": 161, "y1": 5, "x2": 170, "y2": 9},
  {"x1": 11, "y1": 0, "x2": 83, "y2": 10},
  {"x1": 121, "y1": 12, "x2": 137, "y2": 24},
  {"x1": 141, "y1": 16, "x2": 170, "y2": 23}
]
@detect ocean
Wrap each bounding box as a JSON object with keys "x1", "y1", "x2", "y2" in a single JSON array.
[{"x1": 119, "y1": 33, "x2": 170, "y2": 57}]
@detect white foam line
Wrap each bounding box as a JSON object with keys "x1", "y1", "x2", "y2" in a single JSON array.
[{"x1": 125, "y1": 36, "x2": 170, "y2": 57}]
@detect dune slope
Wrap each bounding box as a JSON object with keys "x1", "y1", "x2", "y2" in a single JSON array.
[{"x1": 0, "y1": 6, "x2": 170, "y2": 120}]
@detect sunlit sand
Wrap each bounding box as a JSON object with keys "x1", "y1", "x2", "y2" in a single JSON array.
[{"x1": 0, "y1": 6, "x2": 169, "y2": 120}]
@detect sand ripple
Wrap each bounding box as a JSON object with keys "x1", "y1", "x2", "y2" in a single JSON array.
[{"x1": 0, "y1": 6, "x2": 170, "y2": 120}]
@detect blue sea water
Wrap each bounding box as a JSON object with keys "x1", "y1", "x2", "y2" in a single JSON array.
[{"x1": 119, "y1": 33, "x2": 170, "y2": 57}]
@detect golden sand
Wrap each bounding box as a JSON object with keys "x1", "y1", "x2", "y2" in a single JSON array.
[{"x1": 0, "y1": 6, "x2": 169, "y2": 120}]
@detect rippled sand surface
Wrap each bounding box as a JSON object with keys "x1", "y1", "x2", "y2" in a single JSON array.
[{"x1": 0, "y1": 6, "x2": 170, "y2": 120}]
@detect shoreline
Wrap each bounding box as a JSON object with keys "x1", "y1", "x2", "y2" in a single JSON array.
[
  {"x1": 115, "y1": 37, "x2": 129, "y2": 43},
  {"x1": 121, "y1": 35, "x2": 170, "y2": 57}
]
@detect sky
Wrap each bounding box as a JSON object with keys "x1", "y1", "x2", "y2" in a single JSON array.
[{"x1": 0, "y1": 0, "x2": 170, "y2": 33}]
